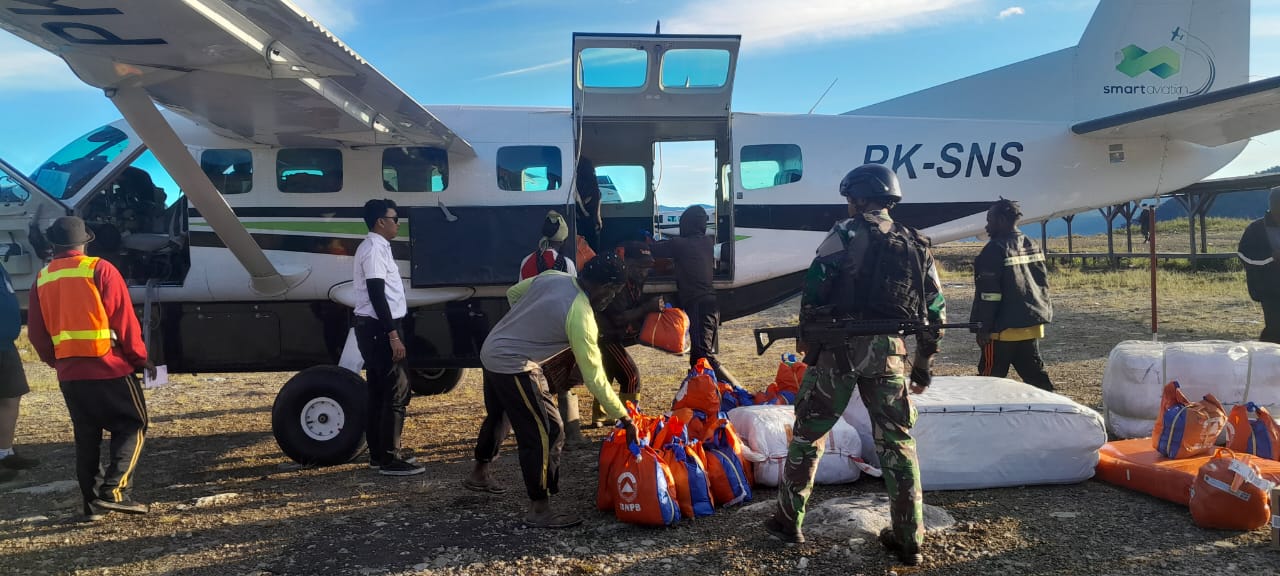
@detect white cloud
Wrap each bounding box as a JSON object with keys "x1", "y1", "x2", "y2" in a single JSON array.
[
  {"x1": 0, "y1": 33, "x2": 92, "y2": 93},
  {"x1": 1254, "y1": 15, "x2": 1280, "y2": 37},
  {"x1": 481, "y1": 58, "x2": 571, "y2": 80},
  {"x1": 665, "y1": 0, "x2": 983, "y2": 50},
  {"x1": 998, "y1": 6, "x2": 1026, "y2": 19},
  {"x1": 288, "y1": 0, "x2": 359, "y2": 34}
]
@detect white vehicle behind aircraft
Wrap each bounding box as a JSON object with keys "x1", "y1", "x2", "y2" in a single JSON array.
[{"x1": 0, "y1": 0, "x2": 1276, "y2": 464}]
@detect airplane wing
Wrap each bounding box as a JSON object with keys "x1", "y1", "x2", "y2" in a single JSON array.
[
  {"x1": 1071, "y1": 75, "x2": 1280, "y2": 147},
  {"x1": 0, "y1": 0, "x2": 472, "y2": 152}
]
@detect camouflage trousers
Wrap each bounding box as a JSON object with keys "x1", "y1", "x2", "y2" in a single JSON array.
[{"x1": 775, "y1": 336, "x2": 924, "y2": 550}]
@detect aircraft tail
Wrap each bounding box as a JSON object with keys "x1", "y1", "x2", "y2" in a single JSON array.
[
  {"x1": 847, "y1": 0, "x2": 1250, "y2": 123},
  {"x1": 1075, "y1": 0, "x2": 1248, "y2": 120}
]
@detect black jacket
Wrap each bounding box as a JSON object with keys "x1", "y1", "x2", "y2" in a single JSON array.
[
  {"x1": 970, "y1": 231, "x2": 1052, "y2": 334},
  {"x1": 650, "y1": 206, "x2": 715, "y2": 307},
  {"x1": 1238, "y1": 217, "x2": 1280, "y2": 302}
]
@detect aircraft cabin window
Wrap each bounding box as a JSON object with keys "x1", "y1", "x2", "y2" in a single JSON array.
[
  {"x1": 496, "y1": 146, "x2": 562, "y2": 192},
  {"x1": 201, "y1": 149, "x2": 253, "y2": 195},
  {"x1": 660, "y1": 49, "x2": 731, "y2": 90},
  {"x1": 595, "y1": 165, "x2": 647, "y2": 204},
  {"x1": 740, "y1": 144, "x2": 803, "y2": 190},
  {"x1": 30, "y1": 125, "x2": 130, "y2": 200},
  {"x1": 0, "y1": 172, "x2": 31, "y2": 204},
  {"x1": 382, "y1": 147, "x2": 448, "y2": 192},
  {"x1": 579, "y1": 47, "x2": 648, "y2": 89},
  {"x1": 277, "y1": 148, "x2": 342, "y2": 193}
]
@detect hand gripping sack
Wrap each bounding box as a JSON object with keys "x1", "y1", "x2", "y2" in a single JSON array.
[
  {"x1": 1226, "y1": 402, "x2": 1280, "y2": 460},
  {"x1": 656, "y1": 419, "x2": 715, "y2": 519},
  {"x1": 613, "y1": 442, "x2": 682, "y2": 527},
  {"x1": 1188, "y1": 449, "x2": 1275, "y2": 530},
  {"x1": 640, "y1": 305, "x2": 689, "y2": 354},
  {"x1": 672, "y1": 359, "x2": 721, "y2": 416},
  {"x1": 597, "y1": 402, "x2": 660, "y2": 512},
  {"x1": 1151, "y1": 381, "x2": 1226, "y2": 459}
]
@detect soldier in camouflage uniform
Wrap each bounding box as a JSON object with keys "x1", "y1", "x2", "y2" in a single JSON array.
[{"x1": 764, "y1": 164, "x2": 945, "y2": 567}]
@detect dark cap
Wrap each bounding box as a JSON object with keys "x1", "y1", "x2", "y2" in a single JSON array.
[
  {"x1": 45, "y1": 216, "x2": 95, "y2": 247},
  {"x1": 622, "y1": 242, "x2": 655, "y2": 266}
]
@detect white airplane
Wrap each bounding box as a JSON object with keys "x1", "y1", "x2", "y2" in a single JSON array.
[{"x1": 0, "y1": 0, "x2": 1277, "y2": 464}]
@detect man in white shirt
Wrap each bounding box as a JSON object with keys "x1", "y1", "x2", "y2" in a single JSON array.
[{"x1": 354, "y1": 199, "x2": 424, "y2": 476}]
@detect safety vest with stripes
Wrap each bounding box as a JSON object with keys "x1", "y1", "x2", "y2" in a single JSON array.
[{"x1": 36, "y1": 255, "x2": 113, "y2": 359}]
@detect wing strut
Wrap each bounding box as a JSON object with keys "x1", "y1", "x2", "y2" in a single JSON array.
[{"x1": 108, "y1": 85, "x2": 309, "y2": 296}]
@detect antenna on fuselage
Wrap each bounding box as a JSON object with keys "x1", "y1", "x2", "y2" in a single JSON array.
[
  {"x1": 808, "y1": 77, "x2": 838, "y2": 114},
  {"x1": 656, "y1": 20, "x2": 661, "y2": 34}
]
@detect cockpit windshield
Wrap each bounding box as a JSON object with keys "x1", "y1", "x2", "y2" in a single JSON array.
[{"x1": 30, "y1": 125, "x2": 130, "y2": 199}]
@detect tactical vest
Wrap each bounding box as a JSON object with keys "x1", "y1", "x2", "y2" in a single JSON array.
[{"x1": 832, "y1": 220, "x2": 928, "y2": 321}]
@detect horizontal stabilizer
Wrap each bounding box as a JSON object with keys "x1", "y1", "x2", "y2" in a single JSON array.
[
  {"x1": 1171, "y1": 172, "x2": 1280, "y2": 196},
  {"x1": 1071, "y1": 75, "x2": 1280, "y2": 147}
]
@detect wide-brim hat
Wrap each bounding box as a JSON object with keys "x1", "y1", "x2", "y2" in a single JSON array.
[{"x1": 46, "y1": 216, "x2": 95, "y2": 247}]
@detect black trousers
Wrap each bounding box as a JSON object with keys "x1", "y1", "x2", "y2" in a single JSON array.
[
  {"x1": 687, "y1": 296, "x2": 739, "y2": 386},
  {"x1": 355, "y1": 317, "x2": 411, "y2": 465},
  {"x1": 473, "y1": 368, "x2": 563, "y2": 501},
  {"x1": 1261, "y1": 299, "x2": 1280, "y2": 344},
  {"x1": 979, "y1": 339, "x2": 1054, "y2": 391},
  {"x1": 59, "y1": 376, "x2": 148, "y2": 505},
  {"x1": 601, "y1": 342, "x2": 640, "y2": 395}
]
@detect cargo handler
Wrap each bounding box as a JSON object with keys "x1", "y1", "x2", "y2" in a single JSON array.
[
  {"x1": 28, "y1": 216, "x2": 153, "y2": 520},
  {"x1": 467, "y1": 254, "x2": 638, "y2": 529}
]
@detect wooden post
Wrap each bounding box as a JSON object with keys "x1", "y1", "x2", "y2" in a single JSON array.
[{"x1": 1064, "y1": 214, "x2": 1075, "y2": 255}]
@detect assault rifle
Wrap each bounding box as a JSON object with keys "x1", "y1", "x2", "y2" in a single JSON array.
[{"x1": 753, "y1": 311, "x2": 982, "y2": 356}]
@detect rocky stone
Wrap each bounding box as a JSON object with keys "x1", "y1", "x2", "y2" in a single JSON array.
[
  {"x1": 803, "y1": 494, "x2": 956, "y2": 541},
  {"x1": 194, "y1": 493, "x2": 239, "y2": 508}
]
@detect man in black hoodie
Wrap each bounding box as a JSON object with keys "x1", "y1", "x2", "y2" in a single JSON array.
[
  {"x1": 1237, "y1": 187, "x2": 1280, "y2": 344},
  {"x1": 650, "y1": 205, "x2": 740, "y2": 386},
  {"x1": 971, "y1": 199, "x2": 1054, "y2": 391}
]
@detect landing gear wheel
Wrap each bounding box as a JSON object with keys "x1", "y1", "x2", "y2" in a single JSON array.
[
  {"x1": 272, "y1": 366, "x2": 367, "y2": 465},
  {"x1": 409, "y1": 368, "x2": 464, "y2": 396}
]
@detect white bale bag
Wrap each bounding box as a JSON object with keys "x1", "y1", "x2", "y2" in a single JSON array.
[
  {"x1": 727, "y1": 405, "x2": 876, "y2": 487},
  {"x1": 900, "y1": 377, "x2": 1105, "y2": 490},
  {"x1": 1102, "y1": 340, "x2": 1280, "y2": 438},
  {"x1": 840, "y1": 393, "x2": 878, "y2": 468}
]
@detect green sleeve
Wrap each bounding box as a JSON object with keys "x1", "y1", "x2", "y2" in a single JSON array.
[
  {"x1": 506, "y1": 276, "x2": 536, "y2": 307},
  {"x1": 565, "y1": 292, "x2": 627, "y2": 419}
]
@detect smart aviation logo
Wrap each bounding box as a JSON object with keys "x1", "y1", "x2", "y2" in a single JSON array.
[
  {"x1": 1103, "y1": 27, "x2": 1214, "y2": 98},
  {"x1": 1115, "y1": 45, "x2": 1180, "y2": 78}
]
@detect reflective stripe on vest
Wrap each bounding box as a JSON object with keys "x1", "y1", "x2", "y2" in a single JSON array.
[{"x1": 36, "y1": 256, "x2": 113, "y2": 359}]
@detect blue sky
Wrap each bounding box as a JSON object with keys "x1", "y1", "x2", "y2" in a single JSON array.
[{"x1": 1, "y1": 0, "x2": 1278, "y2": 207}]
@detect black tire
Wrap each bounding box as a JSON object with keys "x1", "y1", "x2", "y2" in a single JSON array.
[
  {"x1": 272, "y1": 366, "x2": 367, "y2": 466},
  {"x1": 409, "y1": 368, "x2": 465, "y2": 396}
]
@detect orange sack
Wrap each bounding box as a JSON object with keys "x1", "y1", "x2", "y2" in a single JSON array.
[
  {"x1": 1226, "y1": 402, "x2": 1280, "y2": 460},
  {"x1": 640, "y1": 306, "x2": 689, "y2": 355},
  {"x1": 1151, "y1": 381, "x2": 1226, "y2": 459},
  {"x1": 672, "y1": 358, "x2": 721, "y2": 416},
  {"x1": 612, "y1": 443, "x2": 682, "y2": 526},
  {"x1": 1188, "y1": 450, "x2": 1274, "y2": 531}
]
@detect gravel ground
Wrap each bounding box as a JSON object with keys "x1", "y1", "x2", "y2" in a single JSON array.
[{"x1": 2, "y1": 257, "x2": 1278, "y2": 575}]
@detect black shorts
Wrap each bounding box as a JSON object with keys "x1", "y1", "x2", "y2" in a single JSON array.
[{"x1": 0, "y1": 346, "x2": 29, "y2": 399}]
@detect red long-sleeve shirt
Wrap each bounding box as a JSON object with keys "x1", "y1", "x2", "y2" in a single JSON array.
[{"x1": 28, "y1": 251, "x2": 148, "y2": 382}]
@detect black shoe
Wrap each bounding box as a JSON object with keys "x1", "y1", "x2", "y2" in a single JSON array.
[
  {"x1": 395, "y1": 448, "x2": 418, "y2": 464},
  {"x1": 378, "y1": 459, "x2": 425, "y2": 477},
  {"x1": 83, "y1": 500, "x2": 109, "y2": 521},
  {"x1": 764, "y1": 515, "x2": 805, "y2": 544},
  {"x1": 879, "y1": 528, "x2": 923, "y2": 566},
  {"x1": 0, "y1": 452, "x2": 39, "y2": 470},
  {"x1": 93, "y1": 498, "x2": 149, "y2": 515}
]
